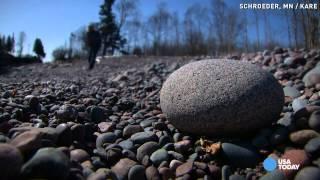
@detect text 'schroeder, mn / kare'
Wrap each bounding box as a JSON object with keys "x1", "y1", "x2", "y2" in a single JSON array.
[{"x1": 240, "y1": 3, "x2": 319, "y2": 10}]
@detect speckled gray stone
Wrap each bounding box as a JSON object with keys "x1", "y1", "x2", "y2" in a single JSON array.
[
  {"x1": 303, "y1": 63, "x2": 320, "y2": 87},
  {"x1": 160, "y1": 59, "x2": 284, "y2": 136}
]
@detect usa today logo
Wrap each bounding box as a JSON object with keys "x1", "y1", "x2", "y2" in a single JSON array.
[{"x1": 263, "y1": 157, "x2": 300, "y2": 171}]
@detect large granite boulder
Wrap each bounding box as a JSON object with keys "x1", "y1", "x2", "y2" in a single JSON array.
[{"x1": 160, "y1": 59, "x2": 284, "y2": 136}]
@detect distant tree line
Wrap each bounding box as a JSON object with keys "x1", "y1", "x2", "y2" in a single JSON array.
[
  {"x1": 0, "y1": 34, "x2": 15, "y2": 54},
  {"x1": 53, "y1": 0, "x2": 320, "y2": 61},
  {"x1": 0, "y1": 32, "x2": 45, "y2": 66}
]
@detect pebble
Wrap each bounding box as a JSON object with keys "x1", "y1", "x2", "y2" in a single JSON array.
[
  {"x1": 283, "y1": 86, "x2": 301, "y2": 98},
  {"x1": 71, "y1": 124, "x2": 85, "y2": 142},
  {"x1": 304, "y1": 137, "x2": 320, "y2": 157},
  {"x1": 309, "y1": 111, "x2": 320, "y2": 131},
  {"x1": 303, "y1": 65, "x2": 320, "y2": 87},
  {"x1": 136, "y1": 141, "x2": 159, "y2": 162},
  {"x1": 90, "y1": 106, "x2": 106, "y2": 123},
  {"x1": 56, "y1": 104, "x2": 78, "y2": 121},
  {"x1": 98, "y1": 122, "x2": 115, "y2": 133},
  {"x1": 96, "y1": 132, "x2": 117, "y2": 148},
  {"x1": 130, "y1": 132, "x2": 158, "y2": 144},
  {"x1": 289, "y1": 130, "x2": 320, "y2": 145},
  {"x1": 87, "y1": 168, "x2": 110, "y2": 180},
  {"x1": 123, "y1": 125, "x2": 143, "y2": 137},
  {"x1": 270, "y1": 127, "x2": 289, "y2": 145},
  {"x1": 2, "y1": 49, "x2": 320, "y2": 179},
  {"x1": 10, "y1": 130, "x2": 42, "y2": 155},
  {"x1": 0, "y1": 143, "x2": 24, "y2": 180},
  {"x1": 128, "y1": 165, "x2": 146, "y2": 180},
  {"x1": 111, "y1": 158, "x2": 137, "y2": 180},
  {"x1": 21, "y1": 147, "x2": 70, "y2": 179},
  {"x1": 159, "y1": 167, "x2": 174, "y2": 179},
  {"x1": 229, "y1": 174, "x2": 246, "y2": 180},
  {"x1": 280, "y1": 149, "x2": 310, "y2": 178},
  {"x1": 221, "y1": 142, "x2": 260, "y2": 168},
  {"x1": 145, "y1": 166, "x2": 161, "y2": 180},
  {"x1": 294, "y1": 166, "x2": 320, "y2": 180},
  {"x1": 176, "y1": 161, "x2": 193, "y2": 177},
  {"x1": 260, "y1": 170, "x2": 286, "y2": 180},
  {"x1": 70, "y1": 149, "x2": 90, "y2": 163},
  {"x1": 56, "y1": 123, "x2": 72, "y2": 146},
  {"x1": 150, "y1": 149, "x2": 169, "y2": 166},
  {"x1": 221, "y1": 165, "x2": 231, "y2": 180},
  {"x1": 292, "y1": 99, "x2": 308, "y2": 112},
  {"x1": 169, "y1": 159, "x2": 183, "y2": 170},
  {"x1": 119, "y1": 139, "x2": 134, "y2": 150},
  {"x1": 174, "y1": 140, "x2": 192, "y2": 153}
]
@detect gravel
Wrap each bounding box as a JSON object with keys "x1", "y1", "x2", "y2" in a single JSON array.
[{"x1": 1, "y1": 51, "x2": 320, "y2": 179}]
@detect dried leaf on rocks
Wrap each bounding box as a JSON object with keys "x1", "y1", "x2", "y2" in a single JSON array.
[{"x1": 200, "y1": 138, "x2": 221, "y2": 155}]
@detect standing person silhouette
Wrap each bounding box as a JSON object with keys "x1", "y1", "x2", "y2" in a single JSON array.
[{"x1": 86, "y1": 24, "x2": 101, "y2": 70}]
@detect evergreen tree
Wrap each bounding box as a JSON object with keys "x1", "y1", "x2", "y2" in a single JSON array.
[
  {"x1": 11, "y1": 34, "x2": 15, "y2": 53},
  {"x1": 33, "y1": 38, "x2": 46, "y2": 59},
  {"x1": 0, "y1": 35, "x2": 3, "y2": 52},
  {"x1": 6, "y1": 36, "x2": 14, "y2": 53},
  {"x1": 0, "y1": 36, "x2": 6, "y2": 51},
  {"x1": 99, "y1": 0, "x2": 126, "y2": 55}
]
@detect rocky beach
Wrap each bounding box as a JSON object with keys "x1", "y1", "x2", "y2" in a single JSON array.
[{"x1": 1, "y1": 48, "x2": 320, "y2": 180}]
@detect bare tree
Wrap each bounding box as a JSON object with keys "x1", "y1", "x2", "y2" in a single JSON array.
[
  {"x1": 17, "y1": 31, "x2": 26, "y2": 57},
  {"x1": 242, "y1": 11, "x2": 249, "y2": 52},
  {"x1": 253, "y1": 10, "x2": 260, "y2": 50},
  {"x1": 170, "y1": 12, "x2": 181, "y2": 55},
  {"x1": 147, "y1": 2, "x2": 172, "y2": 55},
  {"x1": 126, "y1": 13, "x2": 142, "y2": 52},
  {"x1": 210, "y1": 0, "x2": 226, "y2": 54},
  {"x1": 116, "y1": 0, "x2": 139, "y2": 30},
  {"x1": 184, "y1": 3, "x2": 209, "y2": 55},
  {"x1": 209, "y1": 0, "x2": 244, "y2": 54},
  {"x1": 283, "y1": 9, "x2": 292, "y2": 48}
]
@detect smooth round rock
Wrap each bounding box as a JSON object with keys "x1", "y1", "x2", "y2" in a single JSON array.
[
  {"x1": 21, "y1": 147, "x2": 70, "y2": 180},
  {"x1": 280, "y1": 149, "x2": 310, "y2": 178},
  {"x1": 10, "y1": 130, "x2": 43, "y2": 155},
  {"x1": 294, "y1": 167, "x2": 320, "y2": 180},
  {"x1": 289, "y1": 130, "x2": 320, "y2": 146},
  {"x1": 176, "y1": 161, "x2": 193, "y2": 177},
  {"x1": 160, "y1": 59, "x2": 284, "y2": 135},
  {"x1": 221, "y1": 165, "x2": 231, "y2": 180},
  {"x1": 0, "y1": 143, "x2": 24, "y2": 180},
  {"x1": 87, "y1": 168, "x2": 111, "y2": 180},
  {"x1": 90, "y1": 106, "x2": 106, "y2": 123},
  {"x1": 283, "y1": 86, "x2": 301, "y2": 98},
  {"x1": 309, "y1": 111, "x2": 320, "y2": 131},
  {"x1": 260, "y1": 170, "x2": 286, "y2": 180},
  {"x1": 145, "y1": 166, "x2": 161, "y2": 180},
  {"x1": 229, "y1": 174, "x2": 245, "y2": 180},
  {"x1": 96, "y1": 132, "x2": 117, "y2": 149},
  {"x1": 304, "y1": 137, "x2": 320, "y2": 156},
  {"x1": 136, "y1": 141, "x2": 159, "y2": 162},
  {"x1": 56, "y1": 123, "x2": 72, "y2": 146},
  {"x1": 221, "y1": 142, "x2": 260, "y2": 168},
  {"x1": 128, "y1": 165, "x2": 146, "y2": 180},
  {"x1": 123, "y1": 125, "x2": 143, "y2": 137},
  {"x1": 150, "y1": 149, "x2": 169, "y2": 166},
  {"x1": 303, "y1": 65, "x2": 320, "y2": 87},
  {"x1": 119, "y1": 140, "x2": 134, "y2": 150},
  {"x1": 56, "y1": 105, "x2": 78, "y2": 121},
  {"x1": 130, "y1": 132, "x2": 158, "y2": 144},
  {"x1": 70, "y1": 149, "x2": 90, "y2": 163},
  {"x1": 292, "y1": 99, "x2": 308, "y2": 112},
  {"x1": 111, "y1": 158, "x2": 137, "y2": 180}
]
